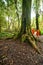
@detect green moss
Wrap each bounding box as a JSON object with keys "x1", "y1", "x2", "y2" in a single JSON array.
[{"x1": 0, "y1": 32, "x2": 14, "y2": 39}]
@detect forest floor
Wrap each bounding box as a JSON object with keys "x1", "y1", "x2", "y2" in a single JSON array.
[{"x1": 0, "y1": 36, "x2": 43, "y2": 65}]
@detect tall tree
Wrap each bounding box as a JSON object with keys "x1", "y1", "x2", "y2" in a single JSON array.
[
  {"x1": 35, "y1": 0, "x2": 40, "y2": 30},
  {"x1": 0, "y1": 0, "x2": 40, "y2": 53},
  {"x1": 17, "y1": 0, "x2": 40, "y2": 53},
  {"x1": 33, "y1": 0, "x2": 40, "y2": 30}
]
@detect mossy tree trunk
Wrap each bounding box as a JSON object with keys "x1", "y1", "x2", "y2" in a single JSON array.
[
  {"x1": 0, "y1": 20, "x2": 1, "y2": 33},
  {"x1": 6, "y1": 0, "x2": 40, "y2": 53},
  {"x1": 0, "y1": 11, "x2": 1, "y2": 33},
  {"x1": 18, "y1": 0, "x2": 31, "y2": 36},
  {"x1": 17, "y1": 0, "x2": 40, "y2": 53}
]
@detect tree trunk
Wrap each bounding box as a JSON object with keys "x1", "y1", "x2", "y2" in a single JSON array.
[
  {"x1": 35, "y1": 0, "x2": 40, "y2": 30},
  {"x1": 7, "y1": 16, "x2": 10, "y2": 31},
  {"x1": 0, "y1": 26, "x2": 1, "y2": 33},
  {"x1": 0, "y1": 19, "x2": 1, "y2": 33},
  {"x1": 16, "y1": 0, "x2": 40, "y2": 53},
  {"x1": 6, "y1": 0, "x2": 40, "y2": 53},
  {"x1": 18, "y1": 0, "x2": 31, "y2": 35},
  {"x1": 36, "y1": 12, "x2": 39, "y2": 30}
]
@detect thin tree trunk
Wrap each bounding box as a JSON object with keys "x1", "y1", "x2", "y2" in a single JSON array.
[
  {"x1": 0, "y1": 21, "x2": 1, "y2": 33},
  {"x1": 35, "y1": 0, "x2": 40, "y2": 30},
  {"x1": 36, "y1": 12, "x2": 39, "y2": 30}
]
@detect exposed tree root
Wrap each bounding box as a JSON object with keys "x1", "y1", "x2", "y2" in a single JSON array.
[
  {"x1": 30, "y1": 31, "x2": 43, "y2": 43},
  {"x1": 32, "y1": 35, "x2": 43, "y2": 43},
  {"x1": 4, "y1": 32, "x2": 41, "y2": 54},
  {"x1": 21, "y1": 34, "x2": 41, "y2": 54},
  {"x1": 27, "y1": 36, "x2": 40, "y2": 54},
  {"x1": 13, "y1": 32, "x2": 41, "y2": 54}
]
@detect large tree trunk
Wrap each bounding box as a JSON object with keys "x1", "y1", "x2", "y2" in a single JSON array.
[
  {"x1": 18, "y1": 0, "x2": 31, "y2": 36},
  {"x1": 16, "y1": 0, "x2": 40, "y2": 53},
  {"x1": 7, "y1": 0, "x2": 40, "y2": 53}
]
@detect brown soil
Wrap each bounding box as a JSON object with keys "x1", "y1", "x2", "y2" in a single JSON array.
[{"x1": 0, "y1": 36, "x2": 43, "y2": 65}]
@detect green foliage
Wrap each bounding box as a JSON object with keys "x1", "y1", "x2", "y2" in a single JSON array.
[
  {"x1": 40, "y1": 30, "x2": 43, "y2": 35},
  {"x1": 0, "y1": 0, "x2": 43, "y2": 39},
  {"x1": 33, "y1": 0, "x2": 40, "y2": 12},
  {"x1": 0, "y1": 32, "x2": 14, "y2": 39},
  {"x1": 0, "y1": 0, "x2": 22, "y2": 33}
]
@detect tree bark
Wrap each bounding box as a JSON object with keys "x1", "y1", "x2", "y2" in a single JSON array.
[
  {"x1": 0, "y1": 22, "x2": 1, "y2": 33},
  {"x1": 36, "y1": 12, "x2": 39, "y2": 30},
  {"x1": 35, "y1": 0, "x2": 40, "y2": 30},
  {"x1": 6, "y1": 0, "x2": 40, "y2": 54},
  {"x1": 16, "y1": 0, "x2": 40, "y2": 53}
]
